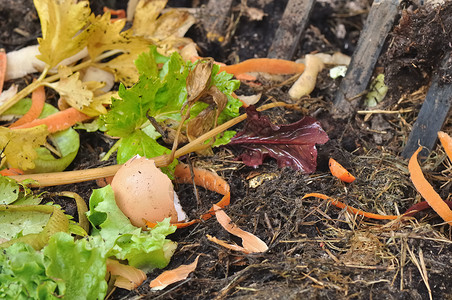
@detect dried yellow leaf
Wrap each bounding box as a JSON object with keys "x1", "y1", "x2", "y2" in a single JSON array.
[
  {"x1": 0, "y1": 125, "x2": 49, "y2": 170},
  {"x1": 132, "y1": 0, "x2": 168, "y2": 37},
  {"x1": 45, "y1": 67, "x2": 94, "y2": 111},
  {"x1": 87, "y1": 12, "x2": 151, "y2": 86},
  {"x1": 34, "y1": 0, "x2": 91, "y2": 69}
]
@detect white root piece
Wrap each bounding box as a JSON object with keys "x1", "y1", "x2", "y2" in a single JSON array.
[
  {"x1": 82, "y1": 67, "x2": 115, "y2": 92},
  {"x1": 0, "y1": 84, "x2": 18, "y2": 109},
  {"x1": 289, "y1": 54, "x2": 324, "y2": 100},
  {"x1": 295, "y1": 52, "x2": 351, "y2": 66},
  {"x1": 127, "y1": 0, "x2": 140, "y2": 21},
  {"x1": 6, "y1": 45, "x2": 44, "y2": 80},
  {"x1": 236, "y1": 93, "x2": 262, "y2": 106},
  {"x1": 6, "y1": 45, "x2": 88, "y2": 80}
]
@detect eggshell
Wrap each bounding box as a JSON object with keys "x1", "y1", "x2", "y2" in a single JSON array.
[{"x1": 111, "y1": 156, "x2": 185, "y2": 228}]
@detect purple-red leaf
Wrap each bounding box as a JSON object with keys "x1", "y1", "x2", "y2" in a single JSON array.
[{"x1": 229, "y1": 106, "x2": 328, "y2": 173}]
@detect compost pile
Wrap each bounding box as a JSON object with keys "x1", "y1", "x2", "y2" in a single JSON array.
[{"x1": 1, "y1": 0, "x2": 452, "y2": 299}]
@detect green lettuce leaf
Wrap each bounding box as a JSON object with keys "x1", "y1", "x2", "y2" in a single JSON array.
[
  {"x1": 0, "y1": 242, "x2": 61, "y2": 300},
  {"x1": 86, "y1": 185, "x2": 177, "y2": 272},
  {"x1": 0, "y1": 176, "x2": 19, "y2": 205},
  {"x1": 43, "y1": 232, "x2": 107, "y2": 299},
  {"x1": 116, "y1": 130, "x2": 171, "y2": 164},
  {"x1": 0, "y1": 178, "x2": 45, "y2": 241},
  {"x1": 1, "y1": 234, "x2": 107, "y2": 300}
]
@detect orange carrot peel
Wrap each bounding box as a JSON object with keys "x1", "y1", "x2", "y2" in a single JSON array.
[
  {"x1": 150, "y1": 255, "x2": 200, "y2": 290},
  {"x1": 0, "y1": 49, "x2": 6, "y2": 94},
  {"x1": 103, "y1": 7, "x2": 126, "y2": 22},
  {"x1": 10, "y1": 107, "x2": 91, "y2": 133},
  {"x1": 408, "y1": 146, "x2": 452, "y2": 225},
  {"x1": 145, "y1": 163, "x2": 231, "y2": 229},
  {"x1": 0, "y1": 168, "x2": 24, "y2": 176},
  {"x1": 207, "y1": 204, "x2": 268, "y2": 253},
  {"x1": 438, "y1": 131, "x2": 452, "y2": 160},
  {"x1": 302, "y1": 193, "x2": 398, "y2": 220},
  {"x1": 9, "y1": 85, "x2": 46, "y2": 127},
  {"x1": 218, "y1": 58, "x2": 305, "y2": 79},
  {"x1": 329, "y1": 158, "x2": 356, "y2": 183}
]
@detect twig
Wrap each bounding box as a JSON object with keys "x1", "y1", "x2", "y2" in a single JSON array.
[
  {"x1": 356, "y1": 108, "x2": 413, "y2": 114},
  {"x1": 407, "y1": 243, "x2": 432, "y2": 300}
]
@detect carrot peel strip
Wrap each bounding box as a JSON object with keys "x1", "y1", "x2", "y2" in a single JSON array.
[
  {"x1": 302, "y1": 193, "x2": 398, "y2": 220},
  {"x1": 150, "y1": 255, "x2": 200, "y2": 290},
  {"x1": 438, "y1": 131, "x2": 452, "y2": 162},
  {"x1": 10, "y1": 107, "x2": 91, "y2": 133},
  {"x1": 210, "y1": 204, "x2": 268, "y2": 253},
  {"x1": 329, "y1": 158, "x2": 356, "y2": 183},
  {"x1": 0, "y1": 168, "x2": 24, "y2": 176},
  {"x1": 408, "y1": 147, "x2": 452, "y2": 225},
  {"x1": 146, "y1": 163, "x2": 231, "y2": 229},
  {"x1": 206, "y1": 234, "x2": 248, "y2": 252},
  {"x1": 10, "y1": 85, "x2": 46, "y2": 127},
  {"x1": 218, "y1": 58, "x2": 305, "y2": 77}
]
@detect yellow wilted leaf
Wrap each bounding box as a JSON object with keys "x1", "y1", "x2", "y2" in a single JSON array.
[
  {"x1": 0, "y1": 125, "x2": 49, "y2": 170},
  {"x1": 87, "y1": 12, "x2": 151, "y2": 86},
  {"x1": 34, "y1": 0, "x2": 91, "y2": 69},
  {"x1": 131, "y1": 0, "x2": 168, "y2": 37},
  {"x1": 45, "y1": 66, "x2": 95, "y2": 111},
  {"x1": 80, "y1": 91, "x2": 116, "y2": 117},
  {"x1": 131, "y1": 1, "x2": 195, "y2": 55}
]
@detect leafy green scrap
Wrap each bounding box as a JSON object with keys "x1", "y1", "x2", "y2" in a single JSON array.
[
  {"x1": 87, "y1": 185, "x2": 177, "y2": 272},
  {"x1": 43, "y1": 233, "x2": 108, "y2": 299},
  {"x1": 3, "y1": 98, "x2": 80, "y2": 173},
  {"x1": 0, "y1": 234, "x2": 108, "y2": 300},
  {"x1": 101, "y1": 46, "x2": 241, "y2": 165}
]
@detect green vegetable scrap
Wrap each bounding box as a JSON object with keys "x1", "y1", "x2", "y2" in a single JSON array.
[
  {"x1": 365, "y1": 73, "x2": 388, "y2": 107},
  {"x1": 2, "y1": 99, "x2": 80, "y2": 173},
  {"x1": 43, "y1": 233, "x2": 108, "y2": 299},
  {"x1": 101, "y1": 46, "x2": 241, "y2": 165},
  {"x1": 0, "y1": 234, "x2": 108, "y2": 300},
  {"x1": 87, "y1": 185, "x2": 177, "y2": 272}
]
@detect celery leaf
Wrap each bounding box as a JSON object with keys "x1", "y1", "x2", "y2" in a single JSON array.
[{"x1": 34, "y1": 0, "x2": 91, "y2": 69}]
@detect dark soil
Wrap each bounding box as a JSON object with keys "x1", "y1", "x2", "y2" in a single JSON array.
[{"x1": 2, "y1": 0, "x2": 452, "y2": 299}]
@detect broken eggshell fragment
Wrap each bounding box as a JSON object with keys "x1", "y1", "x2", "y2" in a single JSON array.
[{"x1": 111, "y1": 155, "x2": 187, "y2": 228}]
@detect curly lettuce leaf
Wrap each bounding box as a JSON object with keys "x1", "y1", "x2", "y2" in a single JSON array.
[
  {"x1": 1, "y1": 234, "x2": 107, "y2": 300},
  {"x1": 229, "y1": 106, "x2": 329, "y2": 173},
  {"x1": 43, "y1": 233, "x2": 107, "y2": 300},
  {"x1": 87, "y1": 185, "x2": 177, "y2": 272},
  {"x1": 0, "y1": 243, "x2": 61, "y2": 299}
]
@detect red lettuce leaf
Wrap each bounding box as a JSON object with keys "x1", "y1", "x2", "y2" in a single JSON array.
[{"x1": 228, "y1": 106, "x2": 328, "y2": 173}]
